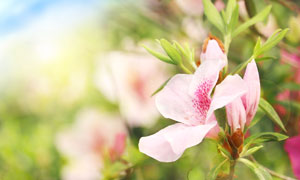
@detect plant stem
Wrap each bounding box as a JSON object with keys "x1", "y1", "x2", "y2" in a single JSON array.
[
  {"x1": 228, "y1": 160, "x2": 236, "y2": 180},
  {"x1": 250, "y1": 156, "x2": 297, "y2": 180}
]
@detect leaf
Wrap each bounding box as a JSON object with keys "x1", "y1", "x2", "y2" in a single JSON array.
[
  {"x1": 238, "y1": 158, "x2": 272, "y2": 180},
  {"x1": 203, "y1": 0, "x2": 225, "y2": 34},
  {"x1": 241, "y1": 145, "x2": 263, "y2": 157},
  {"x1": 259, "y1": 98, "x2": 287, "y2": 132},
  {"x1": 151, "y1": 77, "x2": 171, "y2": 96},
  {"x1": 230, "y1": 57, "x2": 254, "y2": 75},
  {"x1": 228, "y1": 5, "x2": 239, "y2": 33},
  {"x1": 282, "y1": 82, "x2": 300, "y2": 91},
  {"x1": 255, "y1": 56, "x2": 277, "y2": 62},
  {"x1": 255, "y1": 28, "x2": 289, "y2": 57},
  {"x1": 253, "y1": 37, "x2": 261, "y2": 54},
  {"x1": 207, "y1": 158, "x2": 228, "y2": 180},
  {"x1": 225, "y1": 0, "x2": 237, "y2": 24},
  {"x1": 232, "y1": 5, "x2": 272, "y2": 38},
  {"x1": 217, "y1": 144, "x2": 232, "y2": 160},
  {"x1": 244, "y1": 132, "x2": 288, "y2": 145},
  {"x1": 143, "y1": 45, "x2": 176, "y2": 65},
  {"x1": 160, "y1": 39, "x2": 182, "y2": 64},
  {"x1": 244, "y1": 0, "x2": 257, "y2": 18},
  {"x1": 214, "y1": 107, "x2": 227, "y2": 130}
]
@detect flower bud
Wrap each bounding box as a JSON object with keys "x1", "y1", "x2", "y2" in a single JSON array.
[{"x1": 200, "y1": 35, "x2": 227, "y2": 66}]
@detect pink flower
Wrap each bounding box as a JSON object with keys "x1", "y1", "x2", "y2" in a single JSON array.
[
  {"x1": 284, "y1": 136, "x2": 300, "y2": 179},
  {"x1": 95, "y1": 51, "x2": 170, "y2": 127},
  {"x1": 226, "y1": 60, "x2": 261, "y2": 132},
  {"x1": 139, "y1": 38, "x2": 247, "y2": 162},
  {"x1": 56, "y1": 108, "x2": 127, "y2": 179}
]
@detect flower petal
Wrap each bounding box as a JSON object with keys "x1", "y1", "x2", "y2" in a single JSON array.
[
  {"x1": 188, "y1": 60, "x2": 225, "y2": 123},
  {"x1": 139, "y1": 122, "x2": 217, "y2": 162},
  {"x1": 207, "y1": 75, "x2": 247, "y2": 122},
  {"x1": 156, "y1": 74, "x2": 198, "y2": 125},
  {"x1": 226, "y1": 98, "x2": 246, "y2": 132},
  {"x1": 241, "y1": 60, "x2": 261, "y2": 125},
  {"x1": 284, "y1": 136, "x2": 300, "y2": 179},
  {"x1": 205, "y1": 114, "x2": 220, "y2": 139}
]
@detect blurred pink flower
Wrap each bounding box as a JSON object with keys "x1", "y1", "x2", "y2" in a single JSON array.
[
  {"x1": 256, "y1": 15, "x2": 278, "y2": 37},
  {"x1": 56, "y1": 108, "x2": 127, "y2": 180},
  {"x1": 95, "y1": 51, "x2": 170, "y2": 127},
  {"x1": 226, "y1": 60, "x2": 261, "y2": 132},
  {"x1": 139, "y1": 38, "x2": 247, "y2": 162},
  {"x1": 175, "y1": 0, "x2": 203, "y2": 16},
  {"x1": 284, "y1": 136, "x2": 300, "y2": 179},
  {"x1": 175, "y1": 0, "x2": 224, "y2": 16}
]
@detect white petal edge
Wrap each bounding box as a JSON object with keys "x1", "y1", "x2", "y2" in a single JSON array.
[{"x1": 138, "y1": 122, "x2": 216, "y2": 162}]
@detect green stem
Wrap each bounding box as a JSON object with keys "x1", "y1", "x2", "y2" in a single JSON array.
[{"x1": 228, "y1": 160, "x2": 236, "y2": 180}]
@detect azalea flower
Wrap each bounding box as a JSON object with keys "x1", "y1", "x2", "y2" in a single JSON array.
[
  {"x1": 139, "y1": 37, "x2": 248, "y2": 162},
  {"x1": 284, "y1": 135, "x2": 300, "y2": 179},
  {"x1": 95, "y1": 51, "x2": 170, "y2": 127},
  {"x1": 56, "y1": 108, "x2": 127, "y2": 180},
  {"x1": 226, "y1": 60, "x2": 261, "y2": 132}
]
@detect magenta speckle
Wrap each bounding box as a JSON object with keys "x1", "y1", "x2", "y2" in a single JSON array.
[{"x1": 192, "y1": 79, "x2": 213, "y2": 123}]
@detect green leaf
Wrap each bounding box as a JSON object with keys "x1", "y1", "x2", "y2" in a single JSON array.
[
  {"x1": 239, "y1": 158, "x2": 272, "y2": 180},
  {"x1": 255, "y1": 28, "x2": 289, "y2": 57},
  {"x1": 241, "y1": 145, "x2": 263, "y2": 157},
  {"x1": 232, "y1": 5, "x2": 272, "y2": 38},
  {"x1": 143, "y1": 45, "x2": 176, "y2": 65},
  {"x1": 282, "y1": 82, "x2": 300, "y2": 91},
  {"x1": 160, "y1": 39, "x2": 182, "y2": 64},
  {"x1": 244, "y1": 0, "x2": 257, "y2": 18},
  {"x1": 225, "y1": 0, "x2": 237, "y2": 24},
  {"x1": 259, "y1": 98, "x2": 287, "y2": 132},
  {"x1": 244, "y1": 132, "x2": 288, "y2": 145},
  {"x1": 203, "y1": 0, "x2": 225, "y2": 34},
  {"x1": 174, "y1": 41, "x2": 196, "y2": 69},
  {"x1": 228, "y1": 5, "x2": 239, "y2": 33},
  {"x1": 217, "y1": 144, "x2": 232, "y2": 160},
  {"x1": 214, "y1": 107, "x2": 227, "y2": 130},
  {"x1": 253, "y1": 37, "x2": 261, "y2": 54},
  {"x1": 151, "y1": 77, "x2": 171, "y2": 96},
  {"x1": 207, "y1": 158, "x2": 228, "y2": 180},
  {"x1": 255, "y1": 56, "x2": 277, "y2": 62},
  {"x1": 230, "y1": 57, "x2": 254, "y2": 75}
]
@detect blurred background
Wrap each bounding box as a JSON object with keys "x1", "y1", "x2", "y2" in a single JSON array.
[{"x1": 0, "y1": 0, "x2": 300, "y2": 179}]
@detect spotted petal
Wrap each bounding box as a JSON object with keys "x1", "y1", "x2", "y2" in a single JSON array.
[
  {"x1": 156, "y1": 74, "x2": 197, "y2": 125},
  {"x1": 188, "y1": 60, "x2": 225, "y2": 123},
  {"x1": 139, "y1": 122, "x2": 217, "y2": 162}
]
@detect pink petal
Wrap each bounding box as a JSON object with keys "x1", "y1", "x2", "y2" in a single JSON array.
[
  {"x1": 139, "y1": 122, "x2": 217, "y2": 162},
  {"x1": 205, "y1": 114, "x2": 220, "y2": 139},
  {"x1": 156, "y1": 74, "x2": 200, "y2": 125},
  {"x1": 207, "y1": 75, "x2": 247, "y2": 121},
  {"x1": 284, "y1": 136, "x2": 300, "y2": 179},
  {"x1": 226, "y1": 98, "x2": 246, "y2": 132},
  {"x1": 241, "y1": 60, "x2": 261, "y2": 125},
  {"x1": 188, "y1": 60, "x2": 225, "y2": 123}
]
